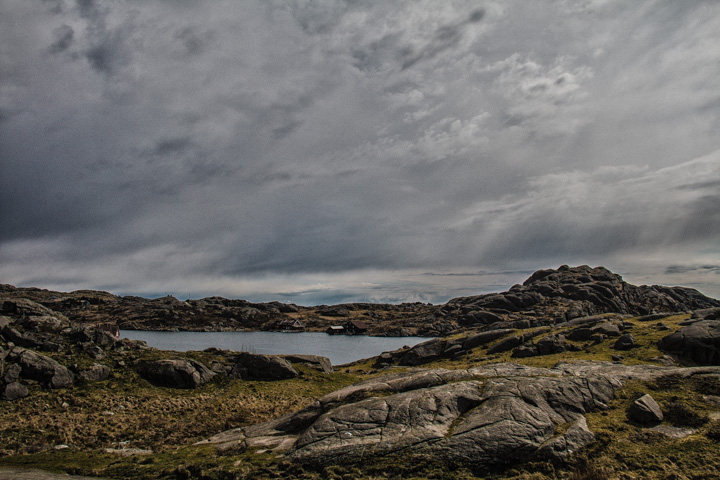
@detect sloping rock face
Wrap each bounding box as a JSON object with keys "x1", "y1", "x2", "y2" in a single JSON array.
[
  {"x1": 201, "y1": 362, "x2": 720, "y2": 472},
  {"x1": 374, "y1": 329, "x2": 513, "y2": 367}
]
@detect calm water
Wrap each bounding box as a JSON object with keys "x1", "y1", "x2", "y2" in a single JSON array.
[{"x1": 120, "y1": 330, "x2": 433, "y2": 366}]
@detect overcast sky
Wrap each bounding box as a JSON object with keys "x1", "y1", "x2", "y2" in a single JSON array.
[{"x1": 1, "y1": 0, "x2": 719, "y2": 305}]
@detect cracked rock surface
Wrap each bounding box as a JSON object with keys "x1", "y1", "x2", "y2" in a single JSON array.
[{"x1": 200, "y1": 362, "x2": 720, "y2": 470}]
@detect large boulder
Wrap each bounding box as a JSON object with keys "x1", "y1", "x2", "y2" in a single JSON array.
[
  {"x1": 658, "y1": 320, "x2": 720, "y2": 364},
  {"x1": 231, "y1": 352, "x2": 298, "y2": 380},
  {"x1": 79, "y1": 363, "x2": 112, "y2": 382},
  {"x1": 613, "y1": 334, "x2": 637, "y2": 351},
  {"x1": 395, "y1": 338, "x2": 447, "y2": 366},
  {"x1": 9, "y1": 348, "x2": 74, "y2": 388},
  {"x1": 1, "y1": 326, "x2": 61, "y2": 352},
  {"x1": 137, "y1": 358, "x2": 215, "y2": 388},
  {"x1": 627, "y1": 394, "x2": 663, "y2": 424},
  {"x1": 0, "y1": 381, "x2": 29, "y2": 401}
]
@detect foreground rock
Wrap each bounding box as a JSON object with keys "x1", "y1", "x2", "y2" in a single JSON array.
[
  {"x1": 659, "y1": 320, "x2": 720, "y2": 365},
  {"x1": 137, "y1": 359, "x2": 216, "y2": 389},
  {"x1": 8, "y1": 347, "x2": 74, "y2": 389},
  {"x1": 628, "y1": 394, "x2": 664, "y2": 424},
  {"x1": 200, "y1": 362, "x2": 720, "y2": 472}
]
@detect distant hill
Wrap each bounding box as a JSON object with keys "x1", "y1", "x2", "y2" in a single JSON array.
[{"x1": 2, "y1": 265, "x2": 719, "y2": 336}]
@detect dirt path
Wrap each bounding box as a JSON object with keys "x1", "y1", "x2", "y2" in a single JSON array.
[{"x1": 0, "y1": 467, "x2": 106, "y2": 479}]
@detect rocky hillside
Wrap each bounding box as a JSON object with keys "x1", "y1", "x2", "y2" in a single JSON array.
[{"x1": 2, "y1": 265, "x2": 718, "y2": 337}]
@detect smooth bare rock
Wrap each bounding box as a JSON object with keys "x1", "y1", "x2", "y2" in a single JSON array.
[
  {"x1": 136, "y1": 358, "x2": 215, "y2": 388},
  {"x1": 205, "y1": 363, "x2": 720, "y2": 472},
  {"x1": 10, "y1": 348, "x2": 73, "y2": 388},
  {"x1": 202, "y1": 362, "x2": 720, "y2": 472},
  {"x1": 286, "y1": 367, "x2": 618, "y2": 469},
  {"x1": 658, "y1": 320, "x2": 720, "y2": 364},
  {"x1": 628, "y1": 394, "x2": 663, "y2": 424},
  {"x1": 290, "y1": 381, "x2": 484, "y2": 465}
]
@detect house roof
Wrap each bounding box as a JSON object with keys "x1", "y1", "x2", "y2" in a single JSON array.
[{"x1": 347, "y1": 320, "x2": 369, "y2": 330}]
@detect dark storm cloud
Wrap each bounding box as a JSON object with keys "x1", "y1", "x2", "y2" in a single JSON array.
[
  {"x1": 1, "y1": 0, "x2": 720, "y2": 303},
  {"x1": 151, "y1": 137, "x2": 194, "y2": 157},
  {"x1": 174, "y1": 27, "x2": 214, "y2": 56},
  {"x1": 84, "y1": 25, "x2": 133, "y2": 75},
  {"x1": 349, "y1": 7, "x2": 485, "y2": 72},
  {"x1": 666, "y1": 265, "x2": 720, "y2": 275},
  {"x1": 49, "y1": 24, "x2": 74, "y2": 53},
  {"x1": 401, "y1": 9, "x2": 485, "y2": 70}
]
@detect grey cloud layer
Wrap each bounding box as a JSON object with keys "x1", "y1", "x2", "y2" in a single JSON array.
[{"x1": 1, "y1": 0, "x2": 719, "y2": 303}]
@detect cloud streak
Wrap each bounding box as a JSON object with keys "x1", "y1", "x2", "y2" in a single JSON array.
[{"x1": 1, "y1": 0, "x2": 719, "y2": 303}]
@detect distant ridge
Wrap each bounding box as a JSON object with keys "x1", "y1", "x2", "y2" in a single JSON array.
[{"x1": 2, "y1": 265, "x2": 719, "y2": 337}]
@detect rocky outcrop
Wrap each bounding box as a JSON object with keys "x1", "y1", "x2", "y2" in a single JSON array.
[
  {"x1": 3, "y1": 266, "x2": 718, "y2": 336},
  {"x1": 136, "y1": 359, "x2": 216, "y2": 389},
  {"x1": 8, "y1": 347, "x2": 74, "y2": 389},
  {"x1": 441, "y1": 265, "x2": 720, "y2": 326},
  {"x1": 373, "y1": 329, "x2": 512, "y2": 367},
  {"x1": 281, "y1": 355, "x2": 333, "y2": 374},
  {"x1": 230, "y1": 352, "x2": 298, "y2": 380},
  {"x1": 658, "y1": 320, "x2": 720, "y2": 364},
  {"x1": 200, "y1": 362, "x2": 720, "y2": 471},
  {"x1": 511, "y1": 334, "x2": 580, "y2": 358}
]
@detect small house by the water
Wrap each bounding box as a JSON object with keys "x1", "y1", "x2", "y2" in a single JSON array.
[
  {"x1": 325, "y1": 320, "x2": 369, "y2": 335},
  {"x1": 344, "y1": 320, "x2": 369, "y2": 335},
  {"x1": 275, "y1": 319, "x2": 305, "y2": 332}
]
